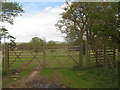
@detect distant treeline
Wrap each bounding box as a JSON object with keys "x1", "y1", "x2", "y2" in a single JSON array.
[{"x1": 14, "y1": 37, "x2": 67, "y2": 50}]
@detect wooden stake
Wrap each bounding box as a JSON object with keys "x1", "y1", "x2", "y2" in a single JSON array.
[
  {"x1": 79, "y1": 43, "x2": 83, "y2": 68},
  {"x1": 85, "y1": 42, "x2": 90, "y2": 68},
  {"x1": 4, "y1": 43, "x2": 9, "y2": 71},
  {"x1": 43, "y1": 46, "x2": 46, "y2": 68}
]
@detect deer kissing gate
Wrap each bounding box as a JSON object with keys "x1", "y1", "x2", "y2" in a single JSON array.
[{"x1": 2, "y1": 43, "x2": 81, "y2": 71}]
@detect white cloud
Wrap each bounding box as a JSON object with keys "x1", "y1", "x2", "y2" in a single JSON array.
[{"x1": 3, "y1": 6, "x2": 66, "y2": 42}]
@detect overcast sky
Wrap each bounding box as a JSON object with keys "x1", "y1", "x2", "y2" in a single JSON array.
[{"x1": 1, "y1": 2, "x2": 67, "y2": 43}]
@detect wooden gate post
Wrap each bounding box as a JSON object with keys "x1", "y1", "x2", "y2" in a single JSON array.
[
  {"x1": 2, "y1": 49, "x2": 4, "y2": 71},
  {"x1": 85, "y1": 42, "x2": 90, "y2": 68},
  {"x1": 103, "y1": 44, "x2": 107, "y2": 68},
  {"x1": 43, "y1": 46, "x2": 46, "y2": 68},
  {"x1": 113, "y1": 48, "x2": 116, "y2": 68},
  {"x1": 0, "y1": 50, "x2": 2, "y2": 71},
  {"x1": 3, "y1": 43, "x2": 9, "y2": 71},
  {"x1": 79, "y1": 43, "x2": 83, "y2": 68}
]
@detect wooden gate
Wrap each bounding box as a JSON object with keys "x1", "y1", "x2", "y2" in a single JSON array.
[
  {"x1": 89, "y1": 44, "x2": 117, "y2": 69},
  {"x1": 2, "y1": 43, "x2": 118, "y2": 71},
  {"x1": 2, "y1": 44, "x2": 80, "y2": 71},
  {"x1": 3, "y1": 43, "x2": 45, "y2": 71},
  {"x1": 43, "y1": 46, "x2": 80, "y2": 68}
]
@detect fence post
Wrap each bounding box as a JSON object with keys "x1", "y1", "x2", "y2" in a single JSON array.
[
  {"x1": 103, "y1": 44, "x2": 107, "y2": 68},
  {"x1": 43, "y1": 46, "x2": 46, "y2": 68},
  {"x1": 113, "y1": 48, "x2": 116, "y2": 68},
  {"x1": 79, "y1": 43, "x2": 83, "y2": 68},
  {"x1": 4, "y1": 43, "x2": 9, "y2": 71},
  {"x1": 2, "y1": 49, "x2": 4, "y2": 71},
  {"x1": 0, "y1": 49, "x2": 2, "y2": 72},
  {"x1": 85, "y1": 42, "x2": 90, "y2": 68}
]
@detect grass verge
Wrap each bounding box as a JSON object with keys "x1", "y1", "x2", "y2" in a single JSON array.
[
  {"x1": 40, "y1": 67, "x2": 118, "y2": 88},
  {"x1": 2, "y1": 63, "x2": 36, "y2": 88}
]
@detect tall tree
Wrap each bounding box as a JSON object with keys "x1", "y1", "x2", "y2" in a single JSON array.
[
  {"x1": 0, "y1": 26, "x2": 16, "y2": 49},
  {"x1": 29, "y1": 37, "x2": 46, "y2": 48},
  {"x1": 0, "y1": 1, "x2": 24, "y2": 49},
  {"x1": 55, "y1": 2, "x2": 119, "y2": 67},
  {"x1": 56, "y1": 2, "x2": 118, "y2": 46},
  {"x1": 0, "y1": 2, "x2": 24, "y2": 25},
  {"x1": 0, "y1": 27, "x2": 8, "y2": 43},
  {"x1": 87, "y1": 2, "x2": 119, "y2": 48},
  {"x1": 56, "y1": 2, "x2": 90, "y2": 67}
]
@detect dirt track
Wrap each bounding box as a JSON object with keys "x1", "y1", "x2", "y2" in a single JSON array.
[{"x1": 8, "y1": 65, "x2": 64, "y2": 88}]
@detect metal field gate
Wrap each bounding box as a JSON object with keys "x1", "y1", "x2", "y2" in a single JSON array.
[{"x1": 2, "y1": 44, "x2": 80, "y2": 71}]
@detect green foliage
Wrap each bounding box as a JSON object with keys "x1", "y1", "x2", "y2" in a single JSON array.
[
  {"x1": 17, "y1": 37, "x2": 46, "y2": 50},
  {"x1": 1, "y1": 2, "x2": 24, "y2": 24},
  {"x1": 29, "y1": 37, "x2": 46, "y2": 47},
  {"x1": 90, "y1": 25, "x2": 103, "y2": 34},
  {"x1": 88, "y1": 12, "x2": 101, "y2": 19},
  {"x1": 0, "y1": 2, "x2": 24, "y2": 49},
  {"x1": 0, "y1": 27, "x2": 16, "y2": 46},
  {"x1": 47, "y1": 41, "x2": 56, "y2": 46},
  {"x1": 56, "y1": 2, "x2": 119, "y2": 47},
  {"x1": 17, "y1": 37, "x2": 67, "y2": 51}
]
